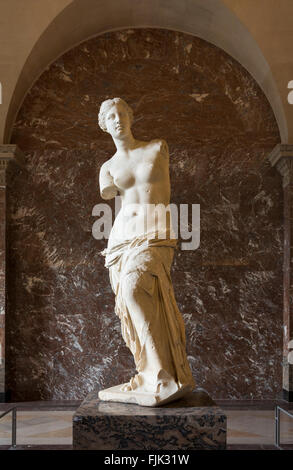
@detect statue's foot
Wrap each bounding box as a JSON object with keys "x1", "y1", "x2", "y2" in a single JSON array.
[
  {"x1": 120, "y1": 370, "x2": 183, "y2": 394},
  {"x1": 120, "y1": 374, "x2": 142, "y2": 392},
  {"x1": 98, "y1": 380, "x2": 194, "y2": 407}
]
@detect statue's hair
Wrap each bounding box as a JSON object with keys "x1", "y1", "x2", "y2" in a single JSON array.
[{"x1": 98, "y1": 97, "x2": 134, "y2": 132}]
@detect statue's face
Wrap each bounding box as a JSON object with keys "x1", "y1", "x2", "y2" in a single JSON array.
[{"x1": 105, "y1": 102, "x2": 131, "y2": 138}]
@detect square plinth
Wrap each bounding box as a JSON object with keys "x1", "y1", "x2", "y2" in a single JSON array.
[{"x1": 73, "y1": 388, "x2": 227, "y2": 450}]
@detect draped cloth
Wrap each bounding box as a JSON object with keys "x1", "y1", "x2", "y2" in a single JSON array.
[{"x1": 101, "y1": 230, "x2": 195, "y2": 394}]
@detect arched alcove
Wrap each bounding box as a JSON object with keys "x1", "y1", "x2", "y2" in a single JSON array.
[
  {"x1": 4, "y1": 0, "x2": 287, "y2": 144},
  {"x1": 6, "y1": 28, "x2": 283, "y2": 401}
]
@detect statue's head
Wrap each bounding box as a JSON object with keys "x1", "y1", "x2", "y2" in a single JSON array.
[{"x1": 98, "y1": 98, "x2": 134, "y2": 136}]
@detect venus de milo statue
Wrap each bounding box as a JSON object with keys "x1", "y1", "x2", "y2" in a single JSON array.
[{"x1": 98, "y1": 97, "x2": 195, "y2": 406}]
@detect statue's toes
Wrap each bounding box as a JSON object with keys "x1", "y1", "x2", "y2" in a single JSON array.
[{"x1": 121, "y1": 383, "x2": 131, "y2": 391}]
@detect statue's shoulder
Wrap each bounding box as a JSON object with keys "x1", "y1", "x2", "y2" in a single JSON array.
[
  {"x1": 150, "y1": 138, "x2": 169, "y2": 157},
  {"x1": 101, "y1": 153, "x2": 116, "y2": 172}
]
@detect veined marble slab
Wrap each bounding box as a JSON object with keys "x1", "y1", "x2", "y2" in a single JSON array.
[{"x1": 73, "y1": 388, "x2": 227, "y2": 450}]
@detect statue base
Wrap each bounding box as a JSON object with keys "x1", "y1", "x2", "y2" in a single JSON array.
[
  {"x1": 73, "y1": 388, "x2": 227, "y2": 450},
  {"x1": 98, "y1": 382, "x2": 194, "y2": 407}
]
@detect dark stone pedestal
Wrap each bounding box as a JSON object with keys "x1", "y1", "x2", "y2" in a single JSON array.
[{"x1": 73, "y1": 388, "x2": 227, "y2": 450}]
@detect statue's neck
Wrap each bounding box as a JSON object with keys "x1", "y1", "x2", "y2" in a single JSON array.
[{"x1": 113, "y1": 133, "x2": 137, "y2": 154}]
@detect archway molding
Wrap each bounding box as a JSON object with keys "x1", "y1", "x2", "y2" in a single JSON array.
[{"x1": 4, "y1": 0, "x2": 287, "y2": 143}]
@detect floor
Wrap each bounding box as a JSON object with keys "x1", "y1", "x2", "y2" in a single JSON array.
[{"x1": 0, "y1": 399, "x2": 292, "y2": 450}]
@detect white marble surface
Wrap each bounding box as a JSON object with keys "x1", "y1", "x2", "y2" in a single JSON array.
[{"x1": 98, "y1": 98, "x2": 195, "y2": 406}]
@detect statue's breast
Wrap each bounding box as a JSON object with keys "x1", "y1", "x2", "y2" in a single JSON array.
[
  {"x1": 113, "y1": 170, "x2": 135, "y2": 190},
  {"x1": 111, "y1": 141, "x2": 167, "y2": 190},
  {"x1": 135, "y1": 145, "x2": 165, "y2": 184}
]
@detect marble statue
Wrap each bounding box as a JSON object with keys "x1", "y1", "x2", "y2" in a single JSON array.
[{"x1": 98, "y1": 97, "x2": 195, "y2": 406}]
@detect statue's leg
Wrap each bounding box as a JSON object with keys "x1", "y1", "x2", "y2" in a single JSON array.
[
  {"x1": 99, "y1": 249, "x2": 194, "y2": 405},
  {"x1": 120, "y1": 270, "x2": 177, "y2": 392}
]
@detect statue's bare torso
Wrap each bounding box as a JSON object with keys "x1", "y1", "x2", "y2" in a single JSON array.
[{"x1": 100, "y1": 139, "x2": 171, "y2": 240}]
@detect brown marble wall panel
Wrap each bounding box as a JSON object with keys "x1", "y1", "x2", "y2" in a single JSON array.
[
  {"x1": 0, "y1": 188, "x2": 5, "y2": 312},
  {"x1": 6, "y1": 29, "x2": 282, "y2": 400},
  {"x1": 0, "y1": 187, "x2": 5, "y2": 393}
]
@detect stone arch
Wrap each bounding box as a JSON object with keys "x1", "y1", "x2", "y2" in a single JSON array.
[{"x1": 4, "y1": 0, "x2": 287, "y2": 143}]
